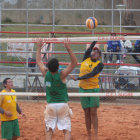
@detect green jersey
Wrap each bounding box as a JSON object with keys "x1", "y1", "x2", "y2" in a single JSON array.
[{"x1": 45, "y1": 71, "x2": 69, "y2": 103}]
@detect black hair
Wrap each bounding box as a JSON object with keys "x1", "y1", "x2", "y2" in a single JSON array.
[
  {"x1": 3, "y1": 78, "x2": 11, "y2": 88},
  {"x1": 47, "y1": 58, "x2": 59, "y2": 72},
  {"x1": 93, "y1": 47, "x2": 102, "y2": 56}
]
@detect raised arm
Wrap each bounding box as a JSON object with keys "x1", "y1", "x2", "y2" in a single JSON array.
[
  {"x1": 70, "y1": 62, "x2": 104, "y2": 81},
  {"x1": 83, "y1": 41, "x2": 97, "y2": 61},
  {"x1": 61, "y1": 39, "x2": 78, "y2": 80},
  {"x1": 36, "y1": 41, "x2": 48, "y2": 77}
]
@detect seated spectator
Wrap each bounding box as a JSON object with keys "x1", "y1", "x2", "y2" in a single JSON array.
[
  {"x1": 107, "y1": 33, "x2": 122, "y2": 64},
  {"x1": 28, "y1": 57, "x2": 36, "y2": 72},
  {"x1": 120, "y1": 34, "x2": 132, "y2": 61},
  {"x1": 132, "y1": 40, "x2": 140, "y2": 63}
]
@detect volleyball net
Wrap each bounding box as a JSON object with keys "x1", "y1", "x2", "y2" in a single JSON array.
[
  {"x1": 0, "y1": 92, "x2": 140, "y2": 97},
  {"x1": 0, "y1": 35, "x2": 140, "y2": 43},
  {"x1": 0, "y1": 34, "x2": 140, "y2": 103}
]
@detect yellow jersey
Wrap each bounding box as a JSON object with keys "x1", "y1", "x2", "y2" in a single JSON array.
[
  {"x1": 79, "y1": 57, "x2": 100, "y2": 89},
  {"x1": 0, "y1": 89, "x2": 18, "y2": 121}
]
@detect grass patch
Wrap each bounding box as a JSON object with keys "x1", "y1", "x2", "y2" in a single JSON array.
[
  {"x1": 0, "y1": 25, "x2": 139, "y2": 67},
  {"x1": 1, "y1": 24, "x2": 140, "y2": 38}
]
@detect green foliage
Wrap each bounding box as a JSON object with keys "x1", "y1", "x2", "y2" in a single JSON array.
[
  {"x1": 3, "y1": 17, "x2": 13, "y2": 23},
  {"x1": 35, "y1": 19, "x2": 41, "y2": 24},
  {"x1": 55, "y1": 19, "x2": 61, "y2": 25}
]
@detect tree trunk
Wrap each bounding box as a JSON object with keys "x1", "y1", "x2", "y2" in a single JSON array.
[{"x1": 123, "y1": 0, "x2": 136, "y2": 30}]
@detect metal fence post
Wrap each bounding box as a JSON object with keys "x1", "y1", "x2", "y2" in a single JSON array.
[
  {"x1": 116, "y1": 5, "x2": 126, "y2": 34},
  {"x1": 25, "y1": 0, "x2": 30, "y2": 93},
  {"x1": 111, "y1": 0, "x2": 114, "y2": 32},
  {"x1": 119, "y1": 10, "x2": 122, "y2": 33},
  {"x1": 52, "y1": 0, "x2": 55, "y2": 32}
]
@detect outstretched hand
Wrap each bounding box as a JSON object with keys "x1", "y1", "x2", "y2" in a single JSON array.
[
  {"x1": 21, "y1": 113, "x2": 26, "y2": 119},
  {"x1": 64, "y1": 38, "x2": 71, "y2": 50},
  {"x1": 69, "y1": 75, "x2": 77, "y2": 81},
  {"x1": 37, "y1": 39, "x2": 44, "y2": 48}
]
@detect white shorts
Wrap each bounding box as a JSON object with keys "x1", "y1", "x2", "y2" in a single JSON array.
[{"x1": 44, "y1": 103, "x2": 72, "y2": 132}]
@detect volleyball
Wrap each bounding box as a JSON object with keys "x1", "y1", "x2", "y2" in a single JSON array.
[{"x1": 86, "y1": 17, "x2": 98, "y2": 29}]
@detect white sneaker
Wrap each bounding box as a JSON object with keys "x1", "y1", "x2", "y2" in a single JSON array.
[
  {"x1": 116, "y1": 60, "x2": 120, "y2": 64},
  {"x1": 107, "y1": 60, "x2": 111, "y2": 63}
]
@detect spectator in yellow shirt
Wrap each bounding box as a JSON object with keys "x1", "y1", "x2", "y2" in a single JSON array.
[{"x1": 0, "y1": 78, "x2": 25, "y2": 140}]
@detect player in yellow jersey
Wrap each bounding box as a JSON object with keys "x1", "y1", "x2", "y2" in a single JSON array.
[
  {"x1": 0, "y1": 78, "x2": 25, "y2": 140},
  {"x1": 71, "y1": 41, "x2": 104, "y2": 140}
]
